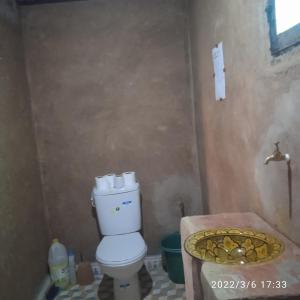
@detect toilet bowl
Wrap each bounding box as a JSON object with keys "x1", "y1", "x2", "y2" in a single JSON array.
[{"x1": 96, "y1": 232, "x2": 147, "y2": 300}]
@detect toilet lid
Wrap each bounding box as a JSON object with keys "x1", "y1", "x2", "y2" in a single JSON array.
[{"x1": 96, "y1": 232, "x2": 147, "y2": 266}]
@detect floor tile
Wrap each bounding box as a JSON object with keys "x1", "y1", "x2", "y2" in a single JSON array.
[{"x1": 53, "y1": 262, "x2": 186, "y2": 300}]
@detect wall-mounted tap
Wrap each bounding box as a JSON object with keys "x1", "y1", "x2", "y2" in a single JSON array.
[
  {"x1": 264, "y1": 142, "x2": 290, "y2": 165},
  {"x1": 177, "y1": 200, "x2": 185, "y2": 218}
]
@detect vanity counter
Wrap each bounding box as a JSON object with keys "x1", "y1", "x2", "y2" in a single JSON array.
[{"x1": 180, "y1": 212, "x2": 300, "y2": 300}]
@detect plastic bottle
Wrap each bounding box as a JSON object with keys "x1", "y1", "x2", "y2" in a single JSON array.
[
  {"x1": 48, "y1": 239, "x2": 69, "y2": 289},
  {"x1": 68, "y1": 249, "x2": 77, "y2": 286}
]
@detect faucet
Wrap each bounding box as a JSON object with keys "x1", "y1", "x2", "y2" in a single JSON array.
[
  {"x1": 178, "y1": 201, "x2": 185, "y2": 218},
  {"x1": 264, "y1": 142, "x2": 290, "y2": 165}
]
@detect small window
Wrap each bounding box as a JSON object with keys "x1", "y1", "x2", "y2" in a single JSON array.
[{"x1": 266, "y1": 0, "x2": 300, "y2": 56}]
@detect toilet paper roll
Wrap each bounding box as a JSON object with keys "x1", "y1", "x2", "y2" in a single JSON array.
[
  {"x1": 114, "y1": 175, "x2": 124, "y2": 189},
  {"x1": 122, "y1": 171, "x2": 136, "y2": 187},
  {"x1": 105, "y1": 173, "x2": 115, "y2": 189},
  {"x1": 95, "y1": 176, "x2": 109, "y2": 191}
]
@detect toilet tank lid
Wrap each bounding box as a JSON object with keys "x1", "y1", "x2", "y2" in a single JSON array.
[
  {"x1": 93, "y1": 183, "x2": 139, "y2": 196},
  {"x1": 96, "y1": 232, "x2": 147, "y2": 264}
]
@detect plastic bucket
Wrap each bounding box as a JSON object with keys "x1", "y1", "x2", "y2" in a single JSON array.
[{"x1": 161, "y1": 232, "x2": 185, "y2": 284}]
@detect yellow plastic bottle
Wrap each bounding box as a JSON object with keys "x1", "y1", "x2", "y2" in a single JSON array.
[{"x1": 48, "y1": 239, "x2": 69, "y2": 289}]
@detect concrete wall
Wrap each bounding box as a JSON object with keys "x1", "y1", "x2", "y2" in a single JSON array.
[
  {"x1": 189, "y1": 0, "x2": 300, "y2": 245},
  {"x1": 21, "y1": 0, "x2": 202, "y2": 257},
  {"x1": 0, "y1": 1, "x2": 49, "y2": 299}
]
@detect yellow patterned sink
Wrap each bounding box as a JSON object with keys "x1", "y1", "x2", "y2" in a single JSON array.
[{"x1": 184, "y1": 228, "x2": 284, "y2": 265}]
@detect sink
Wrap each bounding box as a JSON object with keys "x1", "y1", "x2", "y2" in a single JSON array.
[{"x1": 184, "y1": 227, "x2": 284, "y2": 265}]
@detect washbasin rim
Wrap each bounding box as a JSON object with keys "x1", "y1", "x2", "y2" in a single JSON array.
[{"x1": 184, "y1": 226, "x2": 284, "y2": 265}]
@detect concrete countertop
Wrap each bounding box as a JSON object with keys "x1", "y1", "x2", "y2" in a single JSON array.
[{"x1": 180, "y1": 212, "x2": 300, "y2": 300}]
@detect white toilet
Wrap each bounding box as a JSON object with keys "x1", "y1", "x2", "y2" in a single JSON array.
[{"x1": 91, "y1": 172, "x2": 147, "y2": 300}]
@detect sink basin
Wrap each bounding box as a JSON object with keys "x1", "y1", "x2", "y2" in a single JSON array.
[{"x1": 184, "y1": 227, "x2": 284, "y2": 265}]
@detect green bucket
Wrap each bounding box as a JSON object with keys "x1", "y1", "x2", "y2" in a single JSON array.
[{"x1": 161, "y1": 232, "x2": 185, "y2": 284}]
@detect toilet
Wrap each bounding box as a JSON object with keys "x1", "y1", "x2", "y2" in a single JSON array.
[{"x1": 91, "y1": 172, "x2": 147, "y2": 300}]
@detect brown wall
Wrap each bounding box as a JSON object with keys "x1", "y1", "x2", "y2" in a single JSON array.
[
  {"x1": 21, "y1": 0, "x2": 202, "y2": 257},
  {"x1": 189, "y1": 0, "x2": 300, "y2": 245},
  {"x1": 0, "y1": 1, "x2": 49, "y2": 299}
]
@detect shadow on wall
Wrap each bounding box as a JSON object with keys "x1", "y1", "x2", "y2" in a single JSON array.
[
  {"x1": 255, "y1": 79, "x2": 300, "y2": 245},
  {"x1": 152, "y1": 175, "x2": 202, "y2": 236}
]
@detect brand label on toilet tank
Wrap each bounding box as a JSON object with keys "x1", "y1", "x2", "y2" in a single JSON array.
[{"x1": 122, "y1": 201, "x2": 132, "y2": 205}]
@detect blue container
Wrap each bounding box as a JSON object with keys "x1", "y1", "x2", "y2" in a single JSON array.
[{"x1": 161, "y1": 232, "x2": 185, "y2": 284}]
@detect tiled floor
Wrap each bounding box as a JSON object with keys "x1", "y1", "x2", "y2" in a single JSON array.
[
  {"x1": 143, "y1": 267, "x2": 186, "y2": 300},
  {"x1": 55, "y1": 262, "x2": 186, "y2": 300},
  {"x1": 55, "y1": 263, "x2": 103, "y2": 300}
]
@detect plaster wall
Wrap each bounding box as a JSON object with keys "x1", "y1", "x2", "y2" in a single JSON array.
[
  {"x1": 0, "y1": 1, "x2": 49, "y2": 299},
  {"x1": 21, "y1": 0, "x2": 202, "y2": 257},
  {"x1": 189, "y1": 0, "x2": 300, "y2": 245}
]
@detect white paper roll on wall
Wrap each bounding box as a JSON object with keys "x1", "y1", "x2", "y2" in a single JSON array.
[{"x1": 122, "y1": 171, "x2": 136, "y2": 187}]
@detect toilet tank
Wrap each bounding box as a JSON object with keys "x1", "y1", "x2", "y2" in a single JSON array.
[{"x1": 92, "y1": 174, "x2": 141, "y2": 236}]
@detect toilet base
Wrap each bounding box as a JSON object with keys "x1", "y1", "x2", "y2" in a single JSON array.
[{"x1": 113, "y1": 273, "x2": 141, "y2": 300}]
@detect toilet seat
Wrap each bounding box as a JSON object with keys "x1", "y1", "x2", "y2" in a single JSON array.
[{"x1": 96, "y1": 232, "x2": 147, "y2": 267}]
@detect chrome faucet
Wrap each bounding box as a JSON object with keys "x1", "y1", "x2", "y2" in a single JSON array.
[{"x1": 264, "y1": 142, "x2": 290, "y2": 165}]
